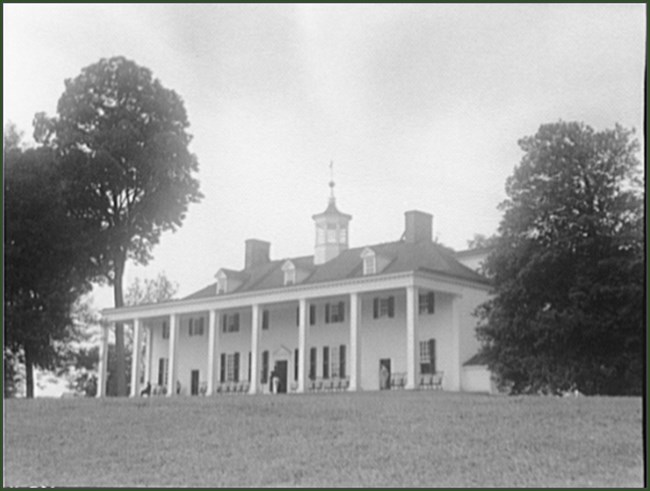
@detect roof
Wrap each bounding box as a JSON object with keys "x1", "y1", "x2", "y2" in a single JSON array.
[
  {"x1": 454, "y1": 246, "x2": 494, "y2": 258},
  {"x1": 311, "y1": 198, "x2": 352, "y2": 220},
  {"x1": 463, "y1": 352, "x2": 490, "y2": 366},
  {"x1": 184, "y1": 239, "x2": 490, "y2": 301}
]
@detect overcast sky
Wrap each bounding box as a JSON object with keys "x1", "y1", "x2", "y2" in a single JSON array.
[{"x1": 4, "y1": 4, "x2": 645, "y2": 311}]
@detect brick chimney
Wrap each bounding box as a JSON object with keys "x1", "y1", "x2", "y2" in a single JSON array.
[
  {"x1": 245, "y1": 239, "x2": 271, "y2": 270},
  {"x1": 404, "y1": 210, "x2": 433, "y2": 243}
]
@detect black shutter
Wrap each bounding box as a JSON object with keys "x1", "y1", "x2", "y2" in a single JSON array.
[
  {"x1": 428, "y1": 292, "x2": 435, "y2": 314},
  {"x1": 429, "y1": 339, "x2": 436, "y2": 373},
  {"x1": 262, "y1": 310, "x2": 269, "y2": 330},
  {"x1": 388, "y1": 296, "x2": 395, "y2": 318},
  {"x1": 294, "y1": 349, "x2": 299, "y2": 381},
  {"x1": 262, "y1": 351, "x2": 269, "y2": 384},
  {"x1": 158, "y1": 358, "x2": 165, "y2": 386},
  {"x1": 296, "y1": 306, "x2": 300, "y2": 326},
  {"x1": 373, "y1": 298, "x2": 379, "y2": 318},
  {"x1": 325, "y1": 303, "x2": 330, "y2": 324},
  {"x1": 189, "y1": 317, "x2": 193, "y2": 336},
  {"x1": 248, "y1": 352, "x2": 252, "y2": 382},
  {"x1": 234, "y1": 313, "x2": 240, "y2": 331},
  {"x1": 339, "y1": 345, "x2": 346, "y2": 378},
  {"x1": 220, "y1": 354, "x2": 226, "y2": 383},
  {"x1": 310, "y1": 304, "x2": 316, "y2": 325},
  {"x1": 339, "y1": 301, "x2": 345, "y2": 322},
  {"x1": 222, "y1": 314, "x2": 227, "y2": 333},
  {"x1": 309, "y1": 347, "x2": 317, "y2": 380},
  {"x1": 234, "y1": 352, "x2": 240, "y2": 382},
  {"x1": 323, "y1": 346, "x2": 330, "y2": 379}
]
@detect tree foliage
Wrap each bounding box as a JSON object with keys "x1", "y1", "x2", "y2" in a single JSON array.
[
  {"x1": 476, "y1": 121, "x2": 643, "y2": 396},
  {"x1": 34, "y1": 57, "x2": 202, "y2": 396},
  {"x1": 4, "y1": 129, "x2": 93, "y2": 398},
  {"x1": 124, "y1": 272, "x2": 178, "y2": 306}
]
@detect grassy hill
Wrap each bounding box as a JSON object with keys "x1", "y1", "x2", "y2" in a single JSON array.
[{"x1": 4, "y1": 391, "x2": 643, "y2": 487}]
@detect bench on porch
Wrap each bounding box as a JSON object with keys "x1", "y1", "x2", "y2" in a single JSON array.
[
  {"x1": 419, "y1": 372, "x2": 444, "y2": 390},
  {"x1": 390, "y1": 372, "x2": 407, "y2": 389}
]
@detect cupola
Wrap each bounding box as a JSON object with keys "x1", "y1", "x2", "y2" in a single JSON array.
[{"x1": 312, "y1": 163, "x2": 352, "y2": 265}]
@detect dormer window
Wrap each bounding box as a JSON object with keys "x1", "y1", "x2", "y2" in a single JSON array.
[
  {"x1": 361, "y1": 248, "x2": 377, "y2": 275},
  {"x1": 281, "y1": 260, "x2": 296, "y2": 286},
  {"x1": 216, "y1": 273, "x2": 227, "y2": 294}
]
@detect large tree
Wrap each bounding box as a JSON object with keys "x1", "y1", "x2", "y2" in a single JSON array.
[
  {"x1": 34, "y1": 57, "x2": 202, "y2": 396},
  {"x1": 476, "y1": 121, "x2": 643, "y2": 395},
  {"x1": 4, "y1": 128, "x2": 93, "y2": 398}
]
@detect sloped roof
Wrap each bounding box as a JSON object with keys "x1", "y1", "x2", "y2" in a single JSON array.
[
  {"x1": 184, "y1": 240, "x2": 490, "y2": 301},
  {"x1": 463, "y1": 352, "x2": 490, "y2": 366}
]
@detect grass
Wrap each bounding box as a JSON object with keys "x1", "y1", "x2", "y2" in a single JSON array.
[{"x1": 3, "y1": 391, "x2": 644, "y2": 487}]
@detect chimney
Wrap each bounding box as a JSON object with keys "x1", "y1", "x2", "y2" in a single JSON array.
[
  {"x1": 245, "y1": 239, "x2": 271, "y2": 269},
  {"x1": 404, "y1": 210, "x2": 433, "y2": 243}
]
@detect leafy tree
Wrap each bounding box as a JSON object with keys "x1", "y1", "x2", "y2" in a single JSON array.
[
  {"x1": 34, "y1": 57, "x2": 202, "y2": 396},
  {"x1": 476, "y1": 121, "x2": 643, "y2": 396},
  {"x1": 466, "y1": 233, "x2": 498, "y2": 250},
  {"x1": 4, "y1": 130, "x2": 93, "y2": 398},
  {"x1": 125, "y1": 272, "x2": 178, "y2": 306}
]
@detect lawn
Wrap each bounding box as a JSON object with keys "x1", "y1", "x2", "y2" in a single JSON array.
[{"x1": 3, "y1": 391, "x2": 644, "y2": 487}]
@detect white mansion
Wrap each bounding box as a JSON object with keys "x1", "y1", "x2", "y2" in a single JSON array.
[{"x1": 99, "y1": 185, "x2": 494, "y2": 397}]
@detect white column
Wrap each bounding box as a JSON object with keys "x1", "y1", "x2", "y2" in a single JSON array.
[
  {"x1": 349, "y1": 293, "x2": 361, "y2": 391},
  {"x1": 449, "y1": 295, "x2": 462, "y2": 391},
  {"x1": 130, "y1": 319, "x2": 142, "y2": 397},
  {"x1": 206, "y1": 310, "x2": 217, "y2": 396},
  {"x1": 145, "y1": 327, "x2": 153, "y2": 386},
  {"x1": 166, "y1": 314, "x2": 179, "y2": 397},
  {"x1": 297, "y1": 298, "x2": 309, "y2": 393},
  {"x1": 249, "y1": 304, "x2": 261, "y2": 394},
  {"x1": 96, "y1": 322, "x2": 109, "y2": 398},
  {"x1": 406, "y1": 286, "x2": 418, "y2": 390}
]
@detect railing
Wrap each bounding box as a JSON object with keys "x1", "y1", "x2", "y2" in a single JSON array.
[
  {"x1": 215, "y1": 382, "x2": 250, "y2": 394},
  {"x1": 307, "y1": 377, "x2": 350, "y2": 393}
]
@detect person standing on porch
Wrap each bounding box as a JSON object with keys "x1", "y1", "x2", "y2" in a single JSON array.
[{"x1": 271, "y1": 371, "x2": 280, "y2": 394}]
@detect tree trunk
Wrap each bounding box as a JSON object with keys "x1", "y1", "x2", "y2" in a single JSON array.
[
  {"x1": 113, "y1": 258, "x2": 127, "y2": 397},
  {"x1": 25, "y1": 345, "x2": 34, "y2": 399}
]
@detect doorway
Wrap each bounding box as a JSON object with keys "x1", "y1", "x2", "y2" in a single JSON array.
[
  {"x1": 273, "y1": 360, "x2": 288, "y2": 394},
  {"x1": 379, "y1": 359, "x2": 391, "y2": 390},
  {"x1": 190, "y1": 370, "x2": 200, "y2": 396}
]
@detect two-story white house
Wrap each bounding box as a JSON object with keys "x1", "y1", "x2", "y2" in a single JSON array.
[{"x1": 98, "y1": 185, "x2": 494, "y2": 397}]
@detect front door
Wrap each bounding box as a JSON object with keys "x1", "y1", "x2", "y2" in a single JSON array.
[
  {"x1": 379, "y1": 359, "x2": 391, "y2": 390},
  {"x1": 191, "y1": 370, "x2": 200, "y2": 396},
  {"x1": 274, "y1": 360, "x2": 288, "y2": 394}
]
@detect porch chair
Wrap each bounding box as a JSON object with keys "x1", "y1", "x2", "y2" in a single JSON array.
[{"x1": 432, "y1": 372, "x2": 444, "y2": 390}]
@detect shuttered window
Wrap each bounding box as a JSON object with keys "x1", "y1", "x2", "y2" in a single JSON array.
[{"x1": 373, "y1": 296, "x2": 395, "y2": 318}]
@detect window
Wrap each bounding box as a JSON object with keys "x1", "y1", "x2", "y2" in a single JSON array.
[
  {"x1": 158, "y1": 357, "x2": 169, "y2": 386},
  {"x1": 262, "y1": 310, "x2": 270, "y2": 330},
  {"x1": 189, "y1": 317, "x2": 205, "y2": 336},
  {"x1": 325, "y1": 302, "x2": 345, "y2": 323},
  {"x1": 419, "y1": 291, "x2": 435, "y2": 315},
  {"x1": 225, "y1": 353, "x2": 240, "y2": 382},
  {"x1": 373, "y1": 296, "x2": 395, "y2": 319},
  {"x1": 361, "y1": 248, "x2": 376, "y2": 275},
  {"x1": 284, "y1": 268, "x2": 296, "y2": 286},
  {"x1": 326, "y1": 224, "x2": 338, "y2": 244},
  {"x1": 294, "y1": 349, "x2": 299, "y2": 381},
  {"x1": 262, "y1": 350, "x2": 269, "y2": 384},
  {"x1": 323, "y1": 346, "x2": 330, "y2": 379},
  {"x1": 220, "y1": 353, "x2": 226, "y2": 383},
  {"x1": 339, "y1": 345, "x2": 346, "y2": 378},
  {"x1": 419, "y1": 339, "x2": 436, "y2": 374},
  {"x1": 162, "y1": 321, "x2": 170, "y2": 339},
  {"x1": 310, "y1": 304, "x2": 316, "y2": 325},
  {"x1": 331, "y1": 346, "x2": 339, "y2": 378},
  {"x1": 216, "y1": 276, "x2": 227, "y2": 294},
  {"x1": 309, "y1": 347, "x2": 317, "y2": 380},
  {"x1": 222, "y1": 313, "x2": 240, "y2": 333}
]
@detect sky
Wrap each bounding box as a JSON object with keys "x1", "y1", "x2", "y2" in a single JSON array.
[{"x1": 4, "y1": 3, "x2": 646, "y2": 316}]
